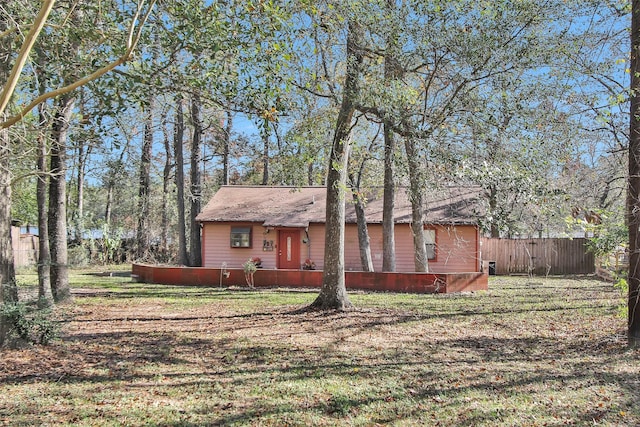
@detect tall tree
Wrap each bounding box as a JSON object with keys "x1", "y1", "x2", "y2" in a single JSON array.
[
  {"x1": 404, "y1": 137, "x2": 429, "y2": 272},
  {"x1": 381, "y1": 0, "x2": 401, "y2": 272},
  {"x1": 0, "y1": 0, "x2": 39, "y2": 343},
  {"x1": 189, "y1": 93, "x2": 203, "y2": 266},
  {"x1": 136, "y1": 97, "x2": 154, "y2": 260},
  {"x1": 48, "y1": 95, "x2": 75, "y2": 303},
  {"x1": 628, "y1": 0, "x2": 640, "y2": 349},
  {"x1": 348, "y1": 154, "x2": 374, "y2": 272},
  {"x1": 348, "y1": 123, "x2": 381, "y2": 272},
  {"x1": 174, "y1": 94, "x2": 189, "y2": 265},
  {"x1": 160, "y1": 109, "x2": 173, "y2": 261},
  {"x1": 36, "y1": 89, "x2": 51, "y2": 303},
  {"x1": 310, "y1": 20, "x2": 365, "y2": 310},
  {"x1": 0, "y1": 113, "x2": 17, "y2": 344}
]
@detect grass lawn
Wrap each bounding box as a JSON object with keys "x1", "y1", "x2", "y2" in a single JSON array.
[{"x1": 1, "y1": 271, "x2": 639, "y2": 426}]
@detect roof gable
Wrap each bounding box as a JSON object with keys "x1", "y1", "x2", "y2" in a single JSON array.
[{"x1": 196, "y1": 185, "x2": 478, "y2": 226}]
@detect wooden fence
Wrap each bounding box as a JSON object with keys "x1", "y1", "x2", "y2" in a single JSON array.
[{"x1": 480, "y1": 237, "x2": 595, "y2": 276}]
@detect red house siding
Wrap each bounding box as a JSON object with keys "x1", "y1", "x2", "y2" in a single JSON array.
[{"x1": 202, "y1": 222, "x2": 479, "y2": 273}]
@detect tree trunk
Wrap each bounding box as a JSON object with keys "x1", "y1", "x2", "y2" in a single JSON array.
[
  {"x1": 0, "y1": 112, "x2": 17, "y2": 344},
  {"x1": 48, "y1": 95, "x2": 75, "y2": 303},
  {"x1": 382, "y1": 0, "x2": 400, "y2": 272},
  {"x1": 37, "y1": 103, "x2": 51, "y2": 303},
  {"x1": 160, "y1": 109, "x2": 172, "y2": 262},
  {"x1": 628, "y1": 0, "x2": 640, "y2": 349},
  {"x1": 105, "y1": 177, "x2": 113, "y2": 226},
  {"x1": 74, "y1": 142, "x2": 88, "y2": 244},
  {"x1": 262, "y1": 124, "x2": 269, "y2": 185},
  {"x1": 311, "y1": 21, "x2": 364, "y2": 310},
  {"x1": 382, "y1": 125, "x2": 397, "y2": 272},
  {"x1": 35, "y1": 55, "x2": 51, "y2": 303},
  {"x1": 136, "y1": 96, "x2": 154, "y2": 260},
  {"x1": 349, "y1": 175, "x2": 374, "y2": 272},
  {"x1": 104, "y1": 168, "x2": 117, "y2": 228},
  {"x1": 489, "y1": 185, "x2": 500, "y2": 238},
  {"x1": 104, "y1": 147, "x2": 127, "y2": 228},
  {"x1": 222, "y1": 110, "x2": 232, "y2": 186},
  {"x1": 307, "y1": 162, "x2": 314, "y2": 186},
  {"x1": 404, "y1": 138, "x2": 428, "y2": 272},
  {"x1": 189, "y1": 93, "x2": 202, "y2": 267},
  {"x1": 174, "y1": 94, "x2": 189, "y2": 265}
]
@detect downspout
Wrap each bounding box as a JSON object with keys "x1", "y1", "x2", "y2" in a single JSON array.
[
  {"x1": 304, "y1": 227, "x2": 311, "y2": 261},
  {"x1": 200, "y1": 223, "x2": 205, "y2": 267},
  {"x1": 476, "y1": 225, "x2": 481, "y2": 273}
]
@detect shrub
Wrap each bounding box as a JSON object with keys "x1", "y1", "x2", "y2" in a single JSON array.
[
  {"x1": 68, "y1": 245, "x2": 89, "y2": 267},
  {"x1": 613, "y1": 277, "x2": 629, "y2": 318},
  {"x1": 243, "y1": 258, "x2": 258, "y2": 274},
  {"x1": 99, "y1": 224, "x2": 123, "y2": 264},
  {"x1": 1, "y1": 302, "x2": 60, "y2": 346},
  {"x1": 243, "y1": 258, "x2": 258, "y2": 287}
]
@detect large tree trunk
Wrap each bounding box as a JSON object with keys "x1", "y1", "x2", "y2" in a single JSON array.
[
  {"x1": 628, "y1": 0, "x2": 640, "y2": 349},
  {"x1": 48, "y1": 95, "x2": 75, "y2": 303},
  {"x1": 136, "y1": 96, "x2": 154, "y2": 260},
  {"x1": 189, "y1": 94, "x2": 202, "y2": 267},
  {"x1": 174, "y1": 94, "x2": 188, "y2": 265},
  {"x1": 404, "y1": 138, "x2": 428, "y2": 272},
  {"x1": 382, "y1": 0, "x2": 400, "y2": 272},
  {"x1": 37, "y1": 103, "x2": 51, "y2": 303},
  {"x1": 311, "y1": 21, "x2": 364, "y2": 310}
]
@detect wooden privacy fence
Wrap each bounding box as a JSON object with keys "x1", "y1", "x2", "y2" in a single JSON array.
[{"x1": 480, "y1": 237, "x2": 595, "y2": 276}]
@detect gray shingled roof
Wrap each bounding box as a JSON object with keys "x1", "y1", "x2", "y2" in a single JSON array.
[{"x1": 196, "y1": 185, "x2": 479, "y2": 227}]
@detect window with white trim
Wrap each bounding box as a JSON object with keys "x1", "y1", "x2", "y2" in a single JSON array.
[
  {"x1": 424, "y1": 228, "x2": 436, "y2": 260},
  {"x1": 230, "y1": 227, "x2": 252, "y2": 248}
]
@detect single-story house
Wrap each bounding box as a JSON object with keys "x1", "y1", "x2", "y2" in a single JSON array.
[{"x1": 195, "y1": 185, "x2": 482, "y2": 273}]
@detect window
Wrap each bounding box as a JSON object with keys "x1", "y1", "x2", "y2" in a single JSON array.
[
  {"x1": 230, "y1": 227, "x2": 252, "y2": 248},
  {"x1": 424, "y1": 229, "x2": 436, "y2": 260}
]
